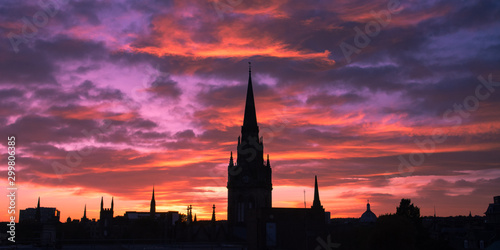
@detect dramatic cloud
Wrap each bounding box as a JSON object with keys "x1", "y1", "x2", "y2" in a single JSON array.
[{"x1": 1, "y1": 0, "x2": 499, "y2": 221}]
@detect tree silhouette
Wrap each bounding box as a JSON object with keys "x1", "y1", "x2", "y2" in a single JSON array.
[{"x1": 396, "y1": 198, "x2": 420, "y2": 223}]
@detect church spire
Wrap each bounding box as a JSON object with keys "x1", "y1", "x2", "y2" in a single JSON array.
[
  {"x1": 36, "y1": 197, "x2": 41, "y2": 222},
  {"x1": 242, "y1": 62, "x2": 258, "y2": 134},
  {"x1": 229, "y1": 151, "x2": 234, "y2": 167},
  {"x1": 111, "y1": 197, "x2": 114, "y2": 211},
  {"x1": 82, "y1": 204, "x2": 88, "y2": 221},
  {"x1": 212, "y1": 204, "x2": 216, "y2": 222},
  {"x1": 312, "y1": 175, "x2": 323, "y2": 209},
  {"x1": 100, "y1": 196, "x2": 103, "y2": 211},
  {"x1": 150, "y1": 186, "x2": 156, "y2": 215}
]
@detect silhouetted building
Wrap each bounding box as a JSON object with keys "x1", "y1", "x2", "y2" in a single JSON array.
[
  {"x1": 81, "y1": 204, "x2": 89, "y2": 222},
  {"x1": 485, "y1": 196, "x2": 500, "y2": 224},
  {"x1": 225, "y1": 64, "x2": 327, "y2": 249},
  {"x1": 227, "y1": 63, "x2": 272, "y2": 226},
  {"x1": 99, "y1": 197, "x2": 113, "y2": 237},
  {"x1": 360, "y1": 201, "x2": 377, "y2": 223},
  {"x1": 18, "y1": 197, "x2": 61, "y2": 246},
  {"x1": 19, "y1": 197, "x2": 60, "y2": 223},
  {"x1": 124, "y1": 188, "x2": 180, "y2": 223},
  {"x1": 247, "y1": 176, "x2": 327, "y2": 249}
]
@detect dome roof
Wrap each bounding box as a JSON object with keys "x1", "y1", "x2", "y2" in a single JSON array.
[{"x1": 360, "y1": 202, "x2": 377, "y2": 223}]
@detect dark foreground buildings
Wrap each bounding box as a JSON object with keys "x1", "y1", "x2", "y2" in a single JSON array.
[{"x1": 8, "y1": 65, "x2": 500, "y2": 249}]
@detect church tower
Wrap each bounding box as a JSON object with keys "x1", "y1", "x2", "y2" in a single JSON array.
[
  {"x1": 99, "y1": 197, "x2": 114, "y2": 237},
  {"x1": 227, "y1": 63, "x2": 272, "y2": 225}
]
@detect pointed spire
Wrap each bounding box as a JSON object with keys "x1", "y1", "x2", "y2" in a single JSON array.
[
  {"x1": 100, "y1": 197, "x2": 103, "y2": 211},
  {"x1": 312, "y1": 175, "x2": 323, "y2": 210},
  {"x1": 229, "y1": 151, "x2": 234, "y2": 167},
  {"x1": 150, "y1": 187, "x2": 156, "y2": 215},
  {"x1": 266, "y1": 154, "x2": 270, "y2": 167},
  {"x1": 212, "y1": 204, "x2": 216, "y2": 222},
  {"x1": 83, "y1": 204, "x2": 87, "y2": 219},
  {"x1": 187, "y1": 205, "x2": 192, "y2": 223},
  {"x1": 194, "y1": 214, "x2": 197, "y2": 222},
  {"x1": 36, "y1": 197, "x2": 41, "y2": 223},
  {"x1": 111, "y1": 197, "x2": 114, "y2": 211},
  {"x1": 242, "y1": 62, "x2": 258, "y2": 134}
]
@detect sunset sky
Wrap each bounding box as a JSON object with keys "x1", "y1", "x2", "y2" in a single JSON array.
[{"x1": 1, "y1": 0, "x2": 499, "y2": 222}]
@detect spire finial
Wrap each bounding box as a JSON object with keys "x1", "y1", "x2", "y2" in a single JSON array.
[{"x1": 248, "y1": 61, "x2": 251, "y2": 73}]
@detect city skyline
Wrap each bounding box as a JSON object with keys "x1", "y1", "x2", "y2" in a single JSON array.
[{"x1": 1, "y1": 0, "x2": 500, "y2": 223}]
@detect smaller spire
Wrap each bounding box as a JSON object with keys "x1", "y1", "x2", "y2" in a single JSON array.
[
  {"x1": 150, "y1": 187, "x2": 156, "y2": 215},
  {"x1": 266, "y1": 154, "x2": 270, "y2": 167},
  {"x1": 229, "y1": 151, "x2": 234, "y2": 166},
  {"x1": 111, "y1": 197, "x2": 114, "y2": 211},
  {"x1": 36, "y1": 197, "x2": 41, "y2": 222},
  {"x1": 83, "y1": 204, "x2": 87, "y2": 219},
  {"x1": 367, "y1": 200, "x2": 371, "y2": 211},
  {"x1": 312, "y1": 175, "x2": 323, "y2": 210},
  {"x1": 194, "y1": 214, "x2": 197, "y2": 222},
  {"x1": 187, "y1": 205, "x2": 193, "y2": 223},
  {"x1": 211, "y1": 204, "x2": 216, "y2": 222},
  {"x1": 248, "y1": 61, "x2": 251, "y2": 73},
  {"x1": 100, "y1": 197, "x2": 103, "y2": 210}
]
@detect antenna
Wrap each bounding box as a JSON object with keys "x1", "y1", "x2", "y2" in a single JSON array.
[{"x1": 303, "y1": 190, "x2": 306, "y2": 208}]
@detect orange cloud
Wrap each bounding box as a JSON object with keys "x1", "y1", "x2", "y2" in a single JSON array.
[{"x1": 128, "y1": 14, "x2": 334, "y2": 63}]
